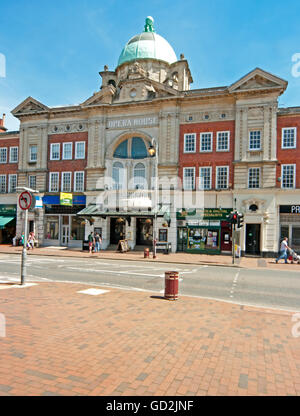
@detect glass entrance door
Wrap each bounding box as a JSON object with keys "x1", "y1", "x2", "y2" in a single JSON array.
[
  {"x1": 61, "y1": 216, "x2": 70, "y2": 246},
  {"x1": 245, "y1": 224, "x2": 261, "y2": 255},
  {"x1": 177, "y1": 228, "x2": 188, "y2": 252}
]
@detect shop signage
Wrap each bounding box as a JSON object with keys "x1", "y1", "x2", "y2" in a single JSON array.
[
  {"x1": 177, "y1": 208, "x2": 232, "y2": 220},
  {"x1": 43, "y1": 195, "x2": 86, "y2": 205},
  {"x1": 60, "y1": 193, "x2": 73, "y2": 206},
  {"x1": 280, "y1": 205, "x2": 300, "y2": 214},
  {"x1": 0, "y1": 204, "x2": 17, "y2": 216},
  {"x1": 107, "y1": 116, "x2": 158, "y2": 129}
]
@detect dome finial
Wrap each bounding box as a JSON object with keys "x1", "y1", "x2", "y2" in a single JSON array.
[{"x1": 144, "y1": 16, "x2": 155, "y2": 32}]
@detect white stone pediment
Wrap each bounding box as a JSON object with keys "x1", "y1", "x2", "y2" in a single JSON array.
[
  {"x1": 12, "y1": 96, "x2": 49, "y2": 116},
  {"x1": 82, "y1": 85, "x2": 116, "y2": 106},
  {"x1": 229, "y1": 68, "x2": 288, "y2": 93}
]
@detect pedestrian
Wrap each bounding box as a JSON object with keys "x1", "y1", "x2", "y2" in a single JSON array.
[
  {"x1": 88, "y1": 232, "x2": 94, "y2": 254},
  {"x1": 94, "y1": 233, "x2": 102, "y2": 252},
  {"x1": 27, "y1": 232, "x2": 35, "y2": 250},
  {"x1": 276, "y1": 237, "x2": 290, "y2": 264}
]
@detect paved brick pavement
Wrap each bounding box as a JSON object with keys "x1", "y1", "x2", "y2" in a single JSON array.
[
  {"x1": 1, "y1": 244, "x2": 299, "y2": 272},
  {"x1": 0, "y1": 281, "x2": 300, "y2": 396}
]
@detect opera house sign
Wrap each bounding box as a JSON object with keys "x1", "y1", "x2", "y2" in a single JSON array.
[{"x1": 107, "y1": 116, "x2": 158, "y2": 129}]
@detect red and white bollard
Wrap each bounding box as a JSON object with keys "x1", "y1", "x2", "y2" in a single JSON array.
[{"x1": 164, "y1": 271, "x2": 179, "y2": 301}]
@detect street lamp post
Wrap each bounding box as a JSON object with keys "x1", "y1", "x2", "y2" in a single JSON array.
[{"x1": 148, "y1": 138, "x2": 158, "y2": 259}]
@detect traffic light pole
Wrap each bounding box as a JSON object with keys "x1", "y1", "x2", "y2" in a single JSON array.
[{"x1": 232, "y1": 222, "x2": 235, "y2": 265}]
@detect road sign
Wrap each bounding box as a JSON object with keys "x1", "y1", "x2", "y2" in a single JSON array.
[{"x1": 19, "y1": 191, "x2": 32, "y2": 211}]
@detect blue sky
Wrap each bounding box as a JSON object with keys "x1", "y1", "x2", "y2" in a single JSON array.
[{"x1": 1, "y1": 0, "x2": 300, "y2": 131}]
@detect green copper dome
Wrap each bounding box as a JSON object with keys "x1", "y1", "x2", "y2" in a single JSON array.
[{"x1": 117, "y1": 17, "x2": 177, "y2": 67}]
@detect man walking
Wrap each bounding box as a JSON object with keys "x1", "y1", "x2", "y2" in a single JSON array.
[
  {"x1": 88, "y1": 232, "x2": 94, "y2": 254},
  {"x1": 276, "y1": 237, "x2": 290, "y2": 264},
  {"x1": 94, "y1": 232, "x2": 101, "y2": 252}
]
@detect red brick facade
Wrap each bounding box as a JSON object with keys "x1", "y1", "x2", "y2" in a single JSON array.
[
  {"x1": 276, "y1": 115, "x2": 300, "y2": 188},
  {"x1": 179, "y1": 121, "x2": 235, "y2": 189},
  {"x1": 47, "y1": 132, "x2": 88, "y2": 191},
  {"x1": 0, "y1": 135, "x2": 19, "y2": 192}
]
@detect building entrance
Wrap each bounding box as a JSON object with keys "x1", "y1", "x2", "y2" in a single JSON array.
[
  {"x1": 110, "y1": 218, "x2": 125, "y2": 244},
  {"x1": 245, "y1": 224, "x2": 261, "y2": 255},
  {"x1": 136, "y1": 218, "x2": 152, "y2": 246}
]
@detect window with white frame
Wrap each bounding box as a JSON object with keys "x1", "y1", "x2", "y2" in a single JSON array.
[
  {"x1": 0, "y1": 147, "x2": 7, "y2": 163},
  {"x1": 9, "y1": 147, "x2": 18, "y2": 163},
  {"x1": 200, "y1": 133, "x2": 213, "y2": 152},
  {"x1": 74, "y1": 171, "x2": 84, "y2": 192},
  {"x1": 0, "y1": 175, "x2": 6, "y2": 193},
  {"x1": 184, "y1": 134, "x2": 196, "y2": 153},
  {"x1": 216, "y1": 166, "x2": 229, "y2": 189},
  {"x1": 281, "y1": 164, "x2": 295, "y2": 189},
  {"x1": 112, "y1": 162, "x2": 124, "y2": 190},
  {"x1": 282, "y1": 128, "x2": 296, "y2": 149},
  {"x1": 183, "y1": 167, "x2": 195, "y2": 190},
  {"x1": 248, "y1": 168, "x2": 260, "y2": 189},
  {"x1": 75, "y1": 142, "x2": 85, "y2": 159},
  {"x1": 217, "y1": 131, "x2": 230, "y2": 151},
  {"x1": 8, "y1": 174, "x2": 17, "y2": 193},
  {"x1": 134, "y1": 163, "x2": 146, "y2": 189},
  {"x1": 249, "y1": 131, "x2": 261, "y2": 151},
  {"x1": 29, "y1": 175, "x2": 36, "y2": 190},
  {"x1": 50, "y1": 143, "x2": 60, "y2": 160},
  {"x1": 49, "y1": 172, "x2": 59, "y2": 192},
  {"x1": 62, "y1": 172, "x2": 72, "y2": 192},
  {"x1": 63, "y1": 142, "x2": 72, "y2": 160},
  {"x1": 29, "y1": 145, "x2": 37, "y2": 162},
  {"x1": 199, "y1": 167, "x2": 212, "y2": 190}
]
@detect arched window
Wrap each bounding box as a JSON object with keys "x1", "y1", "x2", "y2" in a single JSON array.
[
  {"x1": 112, "y1": 162, "x2": 124, "y2": 190},
  {"x1": 131, "y1": 137, "x2": 148, "y2": 159},
  {"x1": 114, "y1": 140, "x2": 128, "y2": 158},
  {"x1": 134, "y1": 163, "x2": 146, "y2": 189}
]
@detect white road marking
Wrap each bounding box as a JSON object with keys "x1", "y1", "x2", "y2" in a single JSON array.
[
  {"x1": 229, "y1": 270, "x2": 240, "y2": 298},
  {"x1": 77, "y1": 288, "x2": 110, "y2": 296}
]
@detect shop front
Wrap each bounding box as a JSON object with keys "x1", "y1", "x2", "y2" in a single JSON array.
[
  {"x1": 0, "y1": 204, "x2": 17, "y2": 244},
  {"x1": 43, "y1": 195, "x2": 86, "y2": 247},
  {"x1": 279, "y1": 205, "x2": 300, "y2": 252},
  {"x1": 177, "y1": 208, "x2": 232, "y2": 254}
]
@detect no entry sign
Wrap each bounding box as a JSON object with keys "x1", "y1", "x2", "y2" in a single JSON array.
[{"x1": 19, "y1": 191, "x2": 32, "y2": 210}]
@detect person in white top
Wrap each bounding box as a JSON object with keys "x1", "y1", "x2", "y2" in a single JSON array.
[{"x1": 276, "y1": 237, "x2": 290, "y2": 264}]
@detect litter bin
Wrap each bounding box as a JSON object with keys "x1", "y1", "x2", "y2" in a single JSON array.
[
  {"x1": 164, "y1": 271, "x2": 179, "y2": 301},
  {"x1": 144, "y1": 247, "x2": 150, "y2": 258},
  {"x1": 82, "y1": 240, "x2": 89, "y2": 251}
]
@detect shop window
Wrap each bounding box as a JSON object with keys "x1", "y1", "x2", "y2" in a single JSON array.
[
  {"x1": 45, "y1": 216, "x2": 59, "y2": 240},
  {"x1": 280, "y1": 225, "x2": 289, "y2": 242},
  {"x1": 71, "y1": 217, "x2": 85, "y2": 240},
  {"x1": 159, "y1": 229, "x2": 168, "y2": 242},
  {"x1": 188, "y1": 227, "x2": 219, "y2": 251},
  {"x1": 292, "y1": 227, "x2": 300, "y2": 247}
]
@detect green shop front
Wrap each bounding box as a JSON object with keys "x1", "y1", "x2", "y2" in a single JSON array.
[
  {"x1": 0, "y1": 204, "x2": 17, "y2": 244},
  {"x1": 177, "y1": 208, "x2": 233, "y2": 254}
]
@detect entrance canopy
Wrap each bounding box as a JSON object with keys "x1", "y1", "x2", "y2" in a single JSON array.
[
  {"x1": 77, "y1": 204, "x2": 170, "y2": 220},
  {"x1": 0, "y1": 216, "x2": 15, "y2": 229}
]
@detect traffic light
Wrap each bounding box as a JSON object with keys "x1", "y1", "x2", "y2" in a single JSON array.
[
  {"x1": 226, "y1": 211, "x2": 238, "y2": 225},
  {"x1": 232, "y1": 212, "x2": 238, "y2": 225},
  {"x1": 237, "y1": 213, "x2": 244, "y2": 229}
]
